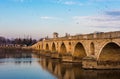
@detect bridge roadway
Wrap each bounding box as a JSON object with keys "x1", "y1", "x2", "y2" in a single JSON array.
[{"x1": 32, "y1": 31, "x2": 120, "y2": 69}]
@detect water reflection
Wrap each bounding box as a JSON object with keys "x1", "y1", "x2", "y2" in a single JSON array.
[
  {"x1": 0, "y1": 49, "x2": 32, "y2": 64},
  {"x1": 38, "y1": 56, "x2": 120, "y2": 79},
  {"x1": 0, "y1": 49, "x2": 32, "y2": 58},
  {"x1": 0, "y1": 49, "x2": 120, "y2": 79}
]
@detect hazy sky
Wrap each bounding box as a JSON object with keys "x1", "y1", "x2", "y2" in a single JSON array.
[{"x1": 0, "y1": 0, "x2": 120, "y2": 39}]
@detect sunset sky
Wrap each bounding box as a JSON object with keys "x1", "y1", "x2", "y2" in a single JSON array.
[{"x1": 0, "y1": 0, "x2": 120, "y2": 39}]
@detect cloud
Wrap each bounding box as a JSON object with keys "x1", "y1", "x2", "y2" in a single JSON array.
[
  {"x1": 105, "y1": 10, "x2": 120, "y2": 17},
  {"x1": 90, "y1": 0, "x2": 120, "y2": 2},
  {"x1": 52, "y1": 0, "x2": 84, "y2": 6},
  {"x1": 64, "y1": 1, "x2": 76, "y2": 5},
  {"x1": 11, "y1": 0, "x2": 32, "y2": 3},
  {"x1": 64, "y1": 1, "x2": 83, "y2": 6},
  {"x1": 53, "y1": 0, "x2": 120, "y2": 6},
  {"x1": 40, "y1": 16, "x2": 58, "y2": 20},
  {"x1": 73, "y1": 13, "x2": 120, "y2": 28}
]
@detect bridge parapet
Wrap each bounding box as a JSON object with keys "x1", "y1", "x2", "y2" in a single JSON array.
[
  {"x1": 70, "y1": 31, "x2": 120, "y2": 40},
  {"x1": 45, "y1": 31, "x2": 120, "y2": 41},
  {"x1": 93, "y1": 31, "x2": 120, "y2": 39}
]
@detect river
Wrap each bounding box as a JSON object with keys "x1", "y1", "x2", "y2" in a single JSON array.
[{"x1": 0, "y1": 49, "x2": 120, "y2": 79}]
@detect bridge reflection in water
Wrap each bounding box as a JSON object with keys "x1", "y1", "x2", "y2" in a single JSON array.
[{"x1": 37, "y1": 56, "x2": 120, "y2": 79}]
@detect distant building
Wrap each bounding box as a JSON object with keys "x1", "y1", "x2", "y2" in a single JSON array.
[
  {"x1": 53, "y1": 32, "x2": 59, "y2": 38},
  {"x1": 65, "y1": 33, "x2": 70, "y2": 37}
]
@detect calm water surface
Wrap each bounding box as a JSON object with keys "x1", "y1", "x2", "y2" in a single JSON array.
[
  {"x1": 0, "y1": 50, "x2": 56, "y2": 79},
  {"x1": 0, "y1": 50, "x2": 120, "y2": 79}
]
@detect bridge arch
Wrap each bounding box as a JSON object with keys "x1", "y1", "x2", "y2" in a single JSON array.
[
  {"x1": 98, "y1": 42, "x2": 120, "y2": 61},
  {"x1": 46, "y1": 43, "x2": 49, "y2": 50},
  {"x1": 90, "y1": 42, "x2": 95, "y2": 55},
  {"x1": 60, "y1": 42, "x2": 67, "y2": 54},
  {"x1": 73, "y1": 42, "x2": 86, "y2": 59},
  {"x1": 52, "y1": 42, "x2": 56, "y2": 52}
]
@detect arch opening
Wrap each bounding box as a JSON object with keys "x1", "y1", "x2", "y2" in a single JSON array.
[
  {"x1": 99, "y1": 42, "x2": 120, "y2": 61},
  {"x1": 46, "y1": 44, "x2": 49, "y2": 50},
  {"x1": 39, "y1": 45, "x2": 41, "y2": 49},
  {"x1": 60, "y1": 43, "x2": 67, "y2": 54},
  {"x1": 52, "y1": 43, "x2": 56, "y2": 52},
  {"x1": 90, "y1": 42, "x2": 95, "y2": 55},
  {"x1": 69, "y1": 42, "x2": 71, "y2": 50},
  {"x1": 73, "y1": 42, "x2": 86, "y2": 59}
]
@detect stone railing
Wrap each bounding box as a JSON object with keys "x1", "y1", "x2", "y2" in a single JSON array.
[
  {"x1": 46, "y1": 31, "x2": 120, "y2": 41},
  {"x1": 70, "y1": 31, "x2": 120, "y2": 39}
]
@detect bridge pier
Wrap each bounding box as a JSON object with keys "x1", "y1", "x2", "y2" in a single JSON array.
[
  {"x1": 82, "y1": 56, "x2": 120, "y2": 69},
  {"x1": 39, "y1": 50, "x2": 51, "y2": 57},
  {"x1": 82, "y1": 56, "x2": 97, "y2": 69},
  {"x1": 61, "y1": 55, "x2": 73, "y2": 62},
  {"x1": 51, "y1": 52, "x2": 60, "y2": 59}
]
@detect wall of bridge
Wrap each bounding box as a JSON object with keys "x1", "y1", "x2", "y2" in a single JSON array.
[{"x1": 32, "y1": 31, "x2": 120, "y2": 61}]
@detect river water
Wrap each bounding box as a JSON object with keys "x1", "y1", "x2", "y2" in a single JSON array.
[{"x1": 0, "y1": 49, "x2": 120, "y2": 79}]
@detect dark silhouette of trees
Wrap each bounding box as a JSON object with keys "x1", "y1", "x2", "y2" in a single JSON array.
[
  {"x1": 0, "y1": 37, "x2": 6, "y2": 44},
  {"x1": 12, "y1": 38, "x2": 37, "y2": 46},
  {"x1": 0, "y1": 36, "x2": 37, "y2": 46}
]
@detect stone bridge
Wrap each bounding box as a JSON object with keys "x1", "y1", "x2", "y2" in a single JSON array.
[{"x1": 32, "y1": 31, "x2": 120, "y2": 69}]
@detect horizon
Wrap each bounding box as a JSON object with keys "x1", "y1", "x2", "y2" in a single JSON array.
[{"x1": 0, "y1": 0, "x2": 120, "y2": 39}]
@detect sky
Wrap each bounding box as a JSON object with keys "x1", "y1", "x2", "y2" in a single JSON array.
[{"x1": 0, "y1": 0, "x2": 120, "y2": 39}]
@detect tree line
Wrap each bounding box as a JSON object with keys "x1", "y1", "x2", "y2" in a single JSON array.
[{"x1": 0, "y1": 36, "x2": 37, "y2": 46}]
